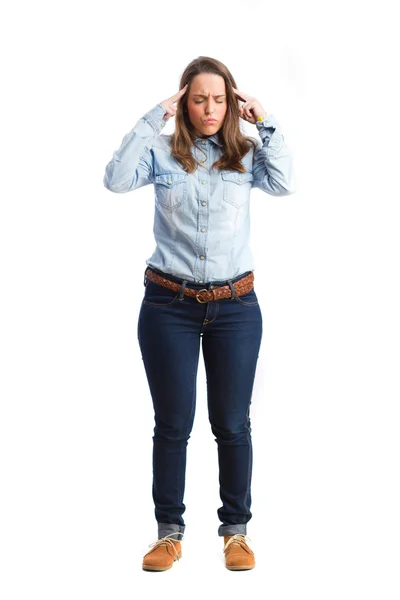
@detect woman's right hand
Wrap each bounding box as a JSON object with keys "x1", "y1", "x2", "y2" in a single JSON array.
[{"x1": 160, "y1": 83, "x2": 188, "y2": 122}]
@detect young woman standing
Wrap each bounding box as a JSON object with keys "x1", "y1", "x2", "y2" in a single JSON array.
[{"x1": 103, "y1": 56, "x2": 296, "y2": 571}]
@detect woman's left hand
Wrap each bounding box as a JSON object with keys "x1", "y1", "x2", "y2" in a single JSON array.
[{"x1": 232, "y1": 87, "x2": 268, "y2": 124}]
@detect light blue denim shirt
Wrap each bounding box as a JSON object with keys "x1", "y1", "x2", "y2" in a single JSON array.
[{"x1": 103, "y1": 103, "x2": 296, "y2": 283}]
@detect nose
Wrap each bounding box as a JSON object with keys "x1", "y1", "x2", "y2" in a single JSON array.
[{"x1": 205, "y1": 98, "x2": 216, "y2": 114}]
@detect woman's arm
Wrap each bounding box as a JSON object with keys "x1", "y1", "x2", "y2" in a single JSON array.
[
  {"x1": 103, "y1": 103, "x2": 166, "y2": 193},
  {"x1": 251, "y1": 115, "x2": 296, "y2": 196}
]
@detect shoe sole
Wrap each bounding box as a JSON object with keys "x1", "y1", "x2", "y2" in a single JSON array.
[
  {"x1": 226, "y1": 563, "x2": 255, "y2": 571},
  {"x1": 142, "y1": 551, "x2": 182, "y2": 571}
]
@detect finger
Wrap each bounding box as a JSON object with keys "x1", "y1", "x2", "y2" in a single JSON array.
[
  {"x1": 243, "y1": 101, "x2": 253, "y2": 119},
  {"x1": 172, "y1": 83, "x2": 189, "y2": 102},
  {"x1": 232, "y1": 87, "x2": 249, "y2": 102},
  {"x1": 240, "y1": 101, "x2": 249, "y2": 119},
  {"x1": 163, "y1": 104, "x2": 177, "y2": 120}
]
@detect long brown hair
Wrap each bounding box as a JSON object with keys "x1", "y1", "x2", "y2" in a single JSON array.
[{"x1": 171, "y1": 56, "x2": 257, "y2": 174}]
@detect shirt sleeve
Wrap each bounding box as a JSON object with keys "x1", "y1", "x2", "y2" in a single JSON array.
[
  {"x1": 103, "y1": 103, "x2": 167, "y2": 193},
  {"x1": 251, "y1": 114, "x2": 296, "y2": 196}
]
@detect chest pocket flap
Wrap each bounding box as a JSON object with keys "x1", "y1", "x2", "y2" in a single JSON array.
[
  {"x1": 154, "y1": 171, "x2": 188, "y2": 210},
  {"x1": 155, "y1": 172, "x2": 187, "y2": 187},
  {"x1": 221, "y1": 170, "x2": 253, "y2": 208},
  {"x1": 221, "y1": 171, "x2": 253, "y2": 185}
]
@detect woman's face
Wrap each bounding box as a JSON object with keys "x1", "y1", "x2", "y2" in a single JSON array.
[{"x1": 186, "y1": 73, "x2": 228, "y2": 138}]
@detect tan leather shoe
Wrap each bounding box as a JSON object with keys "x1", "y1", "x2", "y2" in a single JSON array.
[
  {"x1": 223, "y1": 534, "x2": 255, "y2": 570},
  {"x1": 142, "y1": 534, "x2": 182, "y2": 571}
]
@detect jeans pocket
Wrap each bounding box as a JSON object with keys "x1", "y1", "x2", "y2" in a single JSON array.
[
  {"x1": 233, "y1": 287, "x2": 259, "y2": 306},
  {"x1": 143, "y1": 280, "x2": 180, "y2": 306}
]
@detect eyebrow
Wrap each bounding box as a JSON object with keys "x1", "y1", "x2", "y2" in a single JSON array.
[{"x1": 192, "y1": 94, "x2": 226, "y2": 98}]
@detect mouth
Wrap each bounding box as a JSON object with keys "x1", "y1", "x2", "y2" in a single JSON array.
[{"x1": 205, "y1": 119, "x2": 217, "y2": 124}]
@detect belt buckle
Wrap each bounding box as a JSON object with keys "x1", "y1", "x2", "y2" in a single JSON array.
[{"x1": 195, "y1": 288, "x2": 209, "y2": 303}]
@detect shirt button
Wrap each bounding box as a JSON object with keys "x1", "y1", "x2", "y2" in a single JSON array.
[
  {"x1": 201, "y1": 180, "x2": 206, "y2": 184},
  {"x1": 210, "y1": 285, "x2": 215, "y2": 289},
  {"x1": 238, "y1": 177, "x2": 242, "y2": 182},
  {"x1": 201, "y1": 227, "x2": 205, "y2": 232},
  {"x1": 167, "y1": 180, "x2": 172, "y2": 184},
  {"x1": 199, "y1": 280, "x2": 203, "y2": 283},
  {"x1": 202, "y1": 201, "x2": 206, "y2": 206},
  {"x1": 200, "y1": 255, "x2": 205, "y2": 260},
  {"x1": 161, "y1": 122, "x2": 165, "y2": 127},
  {"x1": 201, "y1": 140, "x2": 206, "y2": 144},
  {"x1": 201, "y1": 158, "x2": 206, "y2": 163}
]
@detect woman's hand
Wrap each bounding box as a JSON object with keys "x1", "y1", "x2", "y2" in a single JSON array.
[
  {"x1": 160, "y1": 84, "x2": 188, "y2": 122},
  {"x1": 232, "y1": 87, "x2": 268, "y2": 124}
]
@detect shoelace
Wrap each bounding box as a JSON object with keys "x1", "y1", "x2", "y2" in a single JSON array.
[
  {"x1": 146, "y1": 533, "x2": 183, "y2": 558},
  {"x1": 223, "y1": 534, "x2": 253, "y2": 554}
]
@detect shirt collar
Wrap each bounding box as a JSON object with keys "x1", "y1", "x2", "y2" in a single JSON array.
[{"x1": 194, "y1": 133, "x2": 223, "y2": 147}]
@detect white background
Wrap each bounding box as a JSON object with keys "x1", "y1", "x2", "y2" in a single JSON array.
[{"x1": 1, "y1": 0, "x2": 399, "y2": 597}]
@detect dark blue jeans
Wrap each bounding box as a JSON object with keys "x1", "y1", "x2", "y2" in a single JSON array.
[{"x1": 137, "y1": 266, "x2": 263, "y2": 541}]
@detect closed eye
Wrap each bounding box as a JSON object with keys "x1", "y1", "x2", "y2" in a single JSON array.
[{"x1": 194, "y1": 100, "x2": 224, "y2": 104}]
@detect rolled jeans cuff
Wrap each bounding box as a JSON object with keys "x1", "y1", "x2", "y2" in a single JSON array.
[
  {"x1": 158, "y1": 522, "x2": 185, "y2": 541},
  {"x1": 218, "y1": 523, "x2": 247, "y2": 537}
]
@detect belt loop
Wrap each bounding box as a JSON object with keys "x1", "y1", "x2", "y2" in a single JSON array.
[
  {"x1": 227, "y1": 279, "x2": 236, "y2": 300},
  {"x1": 179, "y1": 279, "x2": 188, "y2": 301},
  {"x1": 143, "y1": 267, "x2": 149, "y2": 287}
]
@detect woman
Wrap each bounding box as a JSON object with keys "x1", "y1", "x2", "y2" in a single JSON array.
[{"x1": 103, "y1": 56, "x2": 296, "y2": 571}]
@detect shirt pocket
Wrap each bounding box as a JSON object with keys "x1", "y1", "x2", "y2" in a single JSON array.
[
  {"x1": 221, "y1": 170, "x2": 253, "y2": 208},
  {"x1": 154, "y1": 171, "x2": 188, "y2": 210}
]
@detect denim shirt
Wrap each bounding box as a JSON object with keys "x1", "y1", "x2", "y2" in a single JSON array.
[{"x1": 103, "y1": 103, "x2": 296, "y2": 283}]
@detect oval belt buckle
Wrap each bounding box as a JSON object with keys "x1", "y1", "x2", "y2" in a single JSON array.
[{"x1": 196, "y1": 288, "x2": 209, "y2": 303}]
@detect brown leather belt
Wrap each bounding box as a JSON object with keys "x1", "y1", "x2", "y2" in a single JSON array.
[{"x1": 145, "y1": 268, "x2": 254, "y2": 303}]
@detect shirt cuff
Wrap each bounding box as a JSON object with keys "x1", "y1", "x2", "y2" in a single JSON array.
[
  {"x1": 255, "y1": 114, "x2": 284, "y2": 150},
  {"x1": 141, "y1": 103, "x2": 168, "y2": 136}
]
